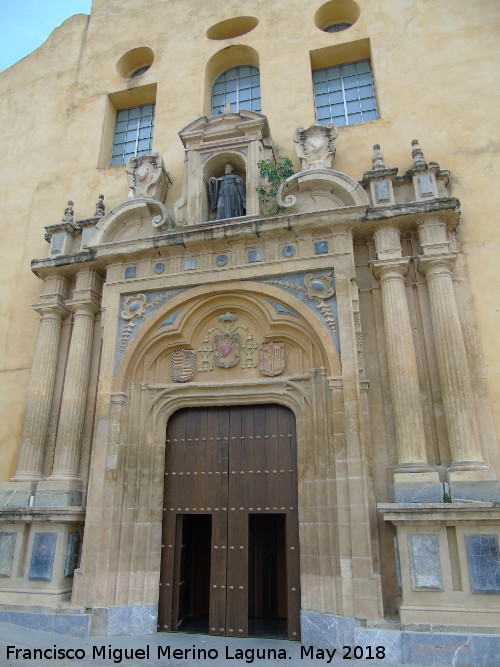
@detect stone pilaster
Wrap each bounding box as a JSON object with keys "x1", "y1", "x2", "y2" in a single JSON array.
[
  {"x1": 36, "y1": 269, "x2": 102, "y2": 506},
  {"x1": 372, "y1": 226, "x2": 441, "y2": 502},
  {"x1": 418, "y1": 251, "x2": 500, "y2": 501},
  {"x1": 11, "y1": 302, "x2": 69, "y2": 483}
]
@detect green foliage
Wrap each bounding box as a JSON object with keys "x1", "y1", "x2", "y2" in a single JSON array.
[
  {"x1": 443, "y1": 492, "x2": 452, "y2": 503},
  {"x1": 256, "y1": 157, "x2": 295, "y2": 216}
]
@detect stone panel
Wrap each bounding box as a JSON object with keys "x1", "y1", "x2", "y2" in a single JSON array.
[
  {"x1": 408, "y1": 533, "x2": 443, "y2": 591},
  {"x1": 0, "y1": 532, "x2": 16, "y2": 577},
  {"x1": 64, "y1": 532, "x2": 81, "y2": 578},
  {"x1": 29, "y1": 533, "x2": 57, "y2": 581},
  {"x1": 466, "y1": 534, "x2": 500, "y2": 594}
]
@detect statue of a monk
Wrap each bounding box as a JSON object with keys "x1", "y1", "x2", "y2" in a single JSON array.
[{"x1": 209, "y1": 162, "x2": 246, "y2": 220}]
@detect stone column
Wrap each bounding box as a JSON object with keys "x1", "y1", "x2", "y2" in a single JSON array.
[
  {"x1": 36, "y1": 269, "x2": 101, "y2": 506},
  {"x1": 372, "y1": 226, "x2": 441, "y2": 502},
  {"x1": 418, "y1": 244, "x2": 499, "y2": 501},
  {"x1": 50, "y1": 300, "x2": 99, "y2": 481},
  {"x1": 12, "y1": 302, "x2": 68, "y2": 482}
]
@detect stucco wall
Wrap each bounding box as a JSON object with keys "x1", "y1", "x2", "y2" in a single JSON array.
[{"x1": 0, "y1": 0, "x2": 499, "y2": 480}]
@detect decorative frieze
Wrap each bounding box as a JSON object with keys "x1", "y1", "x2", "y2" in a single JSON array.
[{"x1": 258, "y1": 272, "x2": 339, "y2": 351}]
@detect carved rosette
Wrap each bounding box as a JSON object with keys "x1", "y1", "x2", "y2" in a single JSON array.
[
  {"x1": 171, "y1": 349, "x2": 196, "y2": 382},
  {"x1": 293, "y1": 123, "x2": 338, "y2": 170}
]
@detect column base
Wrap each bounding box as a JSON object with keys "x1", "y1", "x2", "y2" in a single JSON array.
[
  {"x1": 447, "y1": 467, "x2": 500, "y2": 502},
  {"x1": 0, "y1": 481, "x2": 36, "y2": 508},
  {"x1": 35, "y1": 479, "x2": 84, "y2": 507},
  {"x1": 393, "y1": 470, "x2": 443, "y2": 503}
]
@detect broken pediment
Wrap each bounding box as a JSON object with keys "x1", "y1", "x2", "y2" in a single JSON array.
[
  {"x1": 277, "y1": 168, "x2": 369, "y2": 212},
  {"x1": 88, "y1": 197, "x2": 174, "y2": 247}
]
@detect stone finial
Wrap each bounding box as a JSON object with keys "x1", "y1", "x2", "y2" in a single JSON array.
[
  {"x1": 372, "y1": 144, "x2": 386, "y2": 170},
  {"x1": 293, "y1": 123, "x2": 338, "y2": 170},
  {"x1": 126, "y1": 152, "x2": 170, "y2": 202},
  {"x1": 411, "y1": 139, "x2": 427, "y2": 170},
  {"x1": 61, "y1": 201, "x2": 74, "y2": 223},
  {"x1": 94, "y1": 194, "x2": 105, "y2": 218}
]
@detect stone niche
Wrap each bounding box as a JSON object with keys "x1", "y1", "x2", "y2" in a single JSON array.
[{"x1": 173, "y1": 109, "x2": 274, "y2": 225}]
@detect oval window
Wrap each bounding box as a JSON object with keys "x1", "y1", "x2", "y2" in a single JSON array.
[{"x1": 207, "y1": 16, "x2": 258, "y2": 40}]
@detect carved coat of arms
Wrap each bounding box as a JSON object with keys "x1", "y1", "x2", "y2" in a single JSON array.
[
  {"x1": 259, "y1": 342, "x2": 285, "y2": 377},
  {"x1": 171, "y1": 349, "x2": 195, "y2": 382},
  {"x1": 214, "y1": 332, "x2": 240, "y2": 368}
]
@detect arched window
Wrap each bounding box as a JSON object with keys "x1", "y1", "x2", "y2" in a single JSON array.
[{"x1": 211, "y1": 65, "x2": 261, "y2": 115}]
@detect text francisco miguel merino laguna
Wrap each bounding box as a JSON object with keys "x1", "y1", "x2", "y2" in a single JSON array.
[{"x1": 5, "y1": 643, "x2": 344, "y2": 664}]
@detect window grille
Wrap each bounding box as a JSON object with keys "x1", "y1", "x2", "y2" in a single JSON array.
[
  {"x1": 110, "y1": 103, "x2": 155, "y2": 166},
  {"x1": 313, "y1": 59, "x2": 377, "y2": 127},
  {"x1": 211, "y1": 65, "x2": 261, "y2": 115}
]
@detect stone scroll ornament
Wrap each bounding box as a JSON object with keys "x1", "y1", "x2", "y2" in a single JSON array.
[
  {"x1": 171, "y1": 349, "x2": 196, "y2": 382},
  {"x1": 293, "y1": 123, "x2": 338, "y2": 170},
  {"x1": 126, "y1": 152, "x2": 169, "y2": 202}
]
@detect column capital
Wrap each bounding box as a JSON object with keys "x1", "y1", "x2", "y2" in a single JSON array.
[
  {"x1": 32, "y1": 298, "x2": 70, "y2": 320},
  {"x1": 66, "y1": 296, "x2": 101, "y2": 316},
  {"x1": 418, "y1": 253, "x2": 458, "y2": 277},
  {"x1": 371, "y1": 257, "x2": 410, "y2": 281}
]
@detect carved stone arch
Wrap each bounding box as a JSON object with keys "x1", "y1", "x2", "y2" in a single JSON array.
[{"x1": 114, "y1": 281, "x2": 341, "y2": 391}]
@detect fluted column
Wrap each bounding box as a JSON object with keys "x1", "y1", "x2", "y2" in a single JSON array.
[
  {"x1": 372, "y1": 226, "x2": 441, "y2": 502},
  {"x1": 49, "y1": 299, "x2": 99, "y2": 481},
  {"x1": 419, "y1": 256, "x2": 484, "y2": 466},
  {"x1": 373, "y1": 259, "x2": 429, "y2": 466},
  {"x1": 418, "y1": 215, "x2": 499, "y2": 500},
  {"x1": 12, "y1": 302, "x2": 69, "y2": 481}
]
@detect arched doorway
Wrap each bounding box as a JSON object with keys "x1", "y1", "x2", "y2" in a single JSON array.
[{"x1": 158, "y1": 404, "x2": 300, "y2": 640}]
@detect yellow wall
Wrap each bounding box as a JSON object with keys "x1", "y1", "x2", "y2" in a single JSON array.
[{"x1": 0, "y1": 0, "x2": 499, "y2": 480}]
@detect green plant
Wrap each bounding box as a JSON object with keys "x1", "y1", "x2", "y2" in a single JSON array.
[
  {"x1": 443, "y1": 492, "x2": 452, "y2": 503},
  {"x1": 256, "y1": 157, "x2": 295, "y2": 216}
]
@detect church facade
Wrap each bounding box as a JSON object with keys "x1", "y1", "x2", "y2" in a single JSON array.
[{"x1": 0, "y1": 1, "x2": 499, "y2": 663}]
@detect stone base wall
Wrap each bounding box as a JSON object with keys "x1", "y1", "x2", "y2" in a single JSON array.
[{"x1": 300, "y1": 611, "x2": 500, "y2": 667}]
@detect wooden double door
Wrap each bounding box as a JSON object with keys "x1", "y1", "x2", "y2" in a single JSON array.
[{"x1": 158, "y1": 405, "x2": 300, "y2": 639}]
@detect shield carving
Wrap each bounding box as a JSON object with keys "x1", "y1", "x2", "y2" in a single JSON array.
[
  {"x1": 259, "y1": 342, "x2": 285, "y2": 377},
  {"x1": 214, "y1": 332, "x2": 239, "y2": 368},
  {"x1": 171, "y1": 349, "x2": 195, "y2": 382}
]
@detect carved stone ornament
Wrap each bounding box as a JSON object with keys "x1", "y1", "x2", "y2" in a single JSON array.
[
  {"x1": 121, "y1": 294, "x2": 147, "y2": 320},
  {"x1": 61, "y1": 200, "x2": 74, "y2": 223},
  {"x1": 214, "y1": 332, "x2": 240, "y2": 368},
  {"x1": 259, "y1": 342, "x2": 285, "y2": 377},
  {"x1": 171, "y1": 349, "x2": 196, "y2": 383},
  {"x1": 293, "y1": 123, "x2": 338, "y2": 170},
  {"x1": 304, "y1": 274, "x2": 335, "y2": 299},
  {"x1": 126, "y1": 152, "x2": 170, "y2": 202}
]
